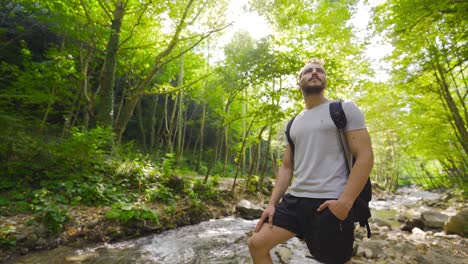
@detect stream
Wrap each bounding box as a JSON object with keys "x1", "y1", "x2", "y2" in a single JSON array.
[{"x1": 6, "y1": 188, "x2": 465, "y2": 264}]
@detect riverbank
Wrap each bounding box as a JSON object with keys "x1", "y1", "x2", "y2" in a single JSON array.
[{"x1": 0, "y1": 186, "x2": 265, "y2": 263}]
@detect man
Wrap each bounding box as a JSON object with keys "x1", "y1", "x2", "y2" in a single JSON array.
[{"x1": 248, "y1": 58, "x2": 374, "y2": 264}]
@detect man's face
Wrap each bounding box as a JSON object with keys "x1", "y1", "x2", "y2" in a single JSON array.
[{"x1": 298, "y1": 63, "x2": 327, "y2": 95}]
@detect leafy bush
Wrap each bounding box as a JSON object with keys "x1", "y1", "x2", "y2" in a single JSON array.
[
  {"x1": 162, "y1": 153, "x2": 176, "y2": 178},
  {"x1": 105, "y1": 202, "x2": 159, "y2": 223},
  {"x1": 113, "y1": 157, "x2": 159, "y2": 191},
  {"x1": 192, "y1": 179, "x2": 219, "y2": 201},
  {"x1": 146, "y1": 185, "x2": 175, "y2": 204},
  {"x1": 30, "y1": 189, "x2": 69, "y2": 234},
  {"x1": 0, "y1": 225, "x2": 16, "y2": 248}
]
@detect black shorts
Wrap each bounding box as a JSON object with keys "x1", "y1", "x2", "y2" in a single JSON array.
[{"x1": 272, "y1": 193, "x2": 355, "y2": 264}]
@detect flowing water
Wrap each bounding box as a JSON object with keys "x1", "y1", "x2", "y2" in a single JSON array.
[
  {"x1": 7, "y1": 187, "x2": 449, "y2": 264},
  {"x1": 7, "y1": 217, "x2": 315, "y2": 264}
]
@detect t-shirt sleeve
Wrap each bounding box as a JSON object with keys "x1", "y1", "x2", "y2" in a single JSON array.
[{"x1": 343, "y1": 101, "x2": 367, "y2": 132}]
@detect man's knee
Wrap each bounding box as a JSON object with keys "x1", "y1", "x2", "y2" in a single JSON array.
[{"x1": 248, "y1": 234, "x2": 269, "y2": 253}]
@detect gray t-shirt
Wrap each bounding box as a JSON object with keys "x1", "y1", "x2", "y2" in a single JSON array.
[{"x1": 285, "y1": 100, "x2": 366, "y2": 199}]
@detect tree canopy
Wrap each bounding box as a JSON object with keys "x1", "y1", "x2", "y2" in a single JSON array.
[{"x1": 1, "y1": 0, "x2": 466, "y2": 202}]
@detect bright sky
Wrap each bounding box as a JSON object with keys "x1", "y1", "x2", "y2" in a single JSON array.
[
  {"x1": 219, "y1": 0, "x2": 392, "y2": 82},
  {"x1": 221, "y1": 0, "x2": 272, "y2": 43}
]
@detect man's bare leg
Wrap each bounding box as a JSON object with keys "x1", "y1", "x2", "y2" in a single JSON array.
[{"x1": 248, "y1": 224, "x2": 296, "y2": 264}]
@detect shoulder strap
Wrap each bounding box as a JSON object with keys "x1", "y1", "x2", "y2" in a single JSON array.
[
  {"x1": 329, "y1": 100, "x2": 347, "y2": 129},
  {"x1": 329, "y1": 100, "x2": 353, "y2": 172},
  {"x1": 285, "y1": 116, "x2": 296, "y2": 154}
]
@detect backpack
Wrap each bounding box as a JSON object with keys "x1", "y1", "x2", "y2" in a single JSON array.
[{"x1": 285, "y1": 100, "x2": 372, "y2": 238}]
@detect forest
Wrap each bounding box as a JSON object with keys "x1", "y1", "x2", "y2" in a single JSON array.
[{"x1": 0, "y1": 0, "x2": 466, "y2": 258}]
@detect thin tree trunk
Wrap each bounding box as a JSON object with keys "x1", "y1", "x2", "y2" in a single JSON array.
[
  {"x1": 136, "y1": 100, "x2": 147, "y2": 151},
  {"x1": 96, "y1": 0, "x2": 126, "y2": 126},
  {"x1": 176, "y1": 54, "x2": 185, "y2": 165},
  {"x1": 259, "y1": 126, "x2": 272, "y2": 191},
  {"x1": 197, "y1": 102, "x2": 206, "y2": 171},
  {"x1": 150, "y1": 95, "x2": 159, "y2": 150},
  {"x1": 430, "y1": 47, "x2": 468, "y2": 153},
  {"x1": 232, "y1": 114, "x2": 260, "y2": 192}
]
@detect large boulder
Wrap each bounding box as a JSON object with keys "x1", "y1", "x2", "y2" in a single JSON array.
[
  {"x1": 421, "y1": 210, "x2": 449, "y2": 229},
  {"x1": 236, "y1": 199, "x2": 264, "y2": 220},
  {"x1": 443, "y1": 208, "x2": 468, "y2": 237}
]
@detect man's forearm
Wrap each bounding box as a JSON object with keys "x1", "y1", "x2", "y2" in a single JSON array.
[
  {"x1": 339, "y1": 154, "x2": 374, "y2": 207},
  {"x1": 268, "y1": 165, "x2": 293, "y2": 206}
]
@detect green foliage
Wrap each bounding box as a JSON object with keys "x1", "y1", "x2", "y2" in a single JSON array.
[
  {"x1": 0, "y1": 225, "x2": 16, "y2": 248},
  {"x1": 30, "y1": 189, "x2": 70, "y2": 234},
  {"x1": 146, "y1": 185, "x2": 175, "y2": 204},
  {"x1": 162, "y1": 153, "x2": 176, "y2": 178},
  {"x1": 192, "y1": 179, "x2": 219, "y2": 201},
  {"x1": 105, "y1": 202, "x2": 159, "y2": 223}
]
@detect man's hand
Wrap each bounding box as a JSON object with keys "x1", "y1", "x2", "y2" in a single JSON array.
[
  {"x1": 317, "y1": 199, "x2": 353, "y2": 221},
  {"x1": 254, "y1": 204, "x2": 276, "y2": 232}
]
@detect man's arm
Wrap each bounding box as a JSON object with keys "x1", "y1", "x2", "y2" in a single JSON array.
[
  {"x1": 254, "y1": 145, "x2": 294, "y2": 232},
  {"x1": 339, "y1": 129, "x2": 374, "y2": 208},
  {"x1": 318, "y1": 128, "x2": 374, "y2": 220}
]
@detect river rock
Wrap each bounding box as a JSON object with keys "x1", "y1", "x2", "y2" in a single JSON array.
[
  {"x1": 236, "y1": 200, "x2": 264, "y2": 220},
  {"x1": 410, "y1": 227, "x2": 426, "y2": 240},
  {"x1": 65, "y1": 252, "x2": 99, "y2": 262},
  {"x1": 372, "y1": 218, "x2": 392, "y2": 229},
  {"x1": 275, "y1": 246, "x2": 292, "y2": 263},
  {"x1": 443, "y1": 208, "x2": 468, "y2": 237},
  {"x1": 355, "y1": 240, "x2": 387, "y2": 258},
  {"x1": 356, "y1": 246, "x2": 373, "y2": 258},
  {"x1": 421, "y1": 210, "x2": 449, "y2": 228}
]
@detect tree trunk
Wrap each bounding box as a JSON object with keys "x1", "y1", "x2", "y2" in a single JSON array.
[
  {"x1": 96, "y1": 0, "x2": 126, "y2": 126},
  {"x1": 197, "y1": 101, "x2": 206, "y2": 171},
  {"x1": 114, "y1": 0, "x2": 197, "y2": 142},
  {"x1": 431, "y1": 47, "x2": 468, "y2": 153},
  {"x1": 232, "y1": 115, "x2": 259, "y2": 192},
  {"x1": 136, "y1": 100, "x2": 147, "y2": 151},
  {"x1": 259, "y1": 126, "x2": 272, "y2": 191},
  {"x1": 150, "y1": 95, "x2": 159, "y2": 150},
  {"x1": 176, "y1": 55, "x2": 185, "y2": 165},
  {"x1": 223, "y1": 106, "x2": 230, "y2": 176}
]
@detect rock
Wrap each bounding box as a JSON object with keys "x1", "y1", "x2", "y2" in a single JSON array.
[
  {"x1": 34, "y1": 224, "x2": 49, "y2": 238},
  {"x1": 24, "y1": 233, "x2": 38, "y2": 248},
  {"x1": 410, "y1": 227, "x2": 426, "y2": 240},
  {"x1": 33, "y1": 237, "x2": 48, "y2": 250},
  {"x1": 165, "y1": 175, "x2": 185, "y2": 193},
  {"x1": 421, "y1": 210, "x2": 449, "y2": 229},
  {"x1": 398, "y1": 210, "x2": 425, "y2": 232},
  {"x1": 356, "y1": 246, "x2": 373, "y2": 258},
  {"x1": 19, "y1": 247, "x2": 29, "y2": 255},
  {"x1": 373, "y1": 218, "x2": 392, "y2": 229},
  {"x1": 443, "y1": 208, "x2": 468, "y2": 237},
  {"x1": 65, "y1": 252, "x2": 99, "y2": 262},
  {"x1": 400, "y1": 218, "x2": 425, "y2": 232},
  {"x1": 422, "y1": 248, "x2": 467, "y2": 264},
  {"x1": 355, "y1": 240, "x2": 387, "y2": 258},
  {"x1": 236, "y1": 200, "x2": 264, "y2": 220},
  {"x1": 13, "y1": 232, "x2": 30, "y2": 243},
  {"x1": 275, "y1": 246, "x2": 292, "y2": 263}
]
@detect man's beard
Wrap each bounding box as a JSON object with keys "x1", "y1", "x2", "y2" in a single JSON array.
[{"x1": 302, "y1": 84, "x2": 325, "y2": 95}]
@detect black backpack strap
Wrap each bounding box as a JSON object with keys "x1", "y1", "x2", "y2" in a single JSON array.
[
  {"x1": 329, "y1": 100, "x2": 347, "y2": 129},
  {"x1": 285, "y1": 116, "x2": 297, "y2": 154},
  {"x1": 329, "y1": 100, "x2": 352, "y2": 172}
]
